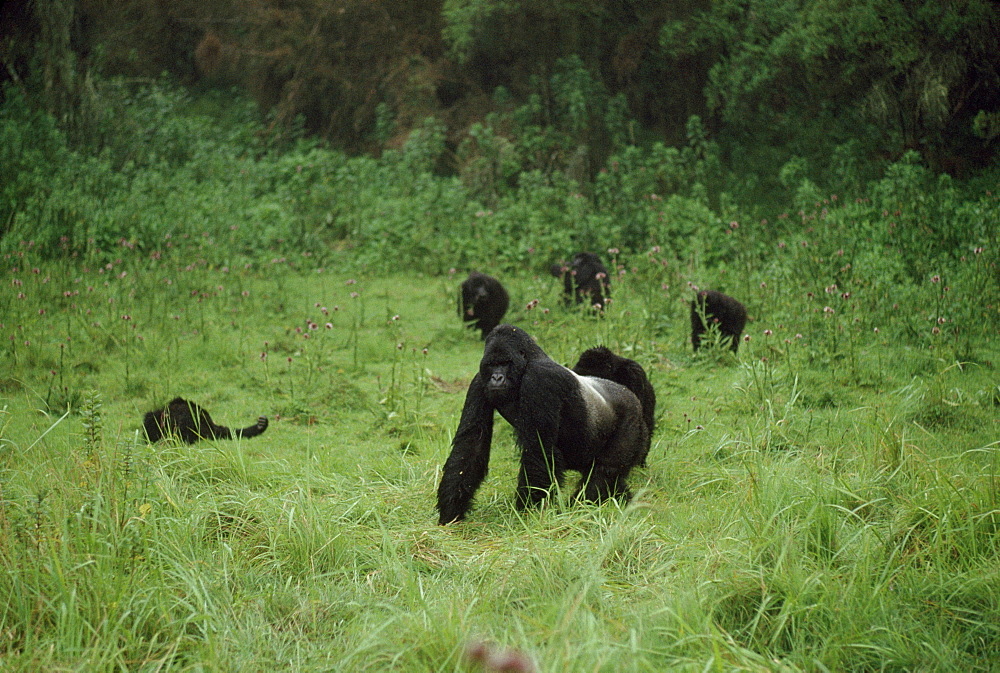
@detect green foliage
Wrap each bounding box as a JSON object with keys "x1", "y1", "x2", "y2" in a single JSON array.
[
  {"x1": 0, "y1": 87, "x2": 70, "y2": 237},
  {"x1": 661, "y1": 0, "x2": 1000, "y2": 186}
]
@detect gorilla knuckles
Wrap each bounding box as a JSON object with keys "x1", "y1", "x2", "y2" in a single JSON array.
[{"x1": 437, "y1": 325, "x2": 648, "y2": 524}]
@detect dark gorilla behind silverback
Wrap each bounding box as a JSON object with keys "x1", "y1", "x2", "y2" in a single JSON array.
[{"x1": 572, "y1": 346, "x2": 655, "y2": 464}]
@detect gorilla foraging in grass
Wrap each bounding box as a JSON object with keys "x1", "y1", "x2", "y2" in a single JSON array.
[
  {"x1": 549, "y1": 252, "x2": 611, "y2": 310},
  {"x1": 459, "y1": 271, "x2": 510, "y2": 339},
  {"x1": 437, "y1": 325, "x2": 649, "y2": 524},
  {"x1": 143, "y1": 397, "x2": 269, "y2": 444},
  {"x1": 691, "y1": 290, "x2": 748, "y2": 353},
  {"x1": 572, "y1": 346, "x2": 656, "y2": 464}
]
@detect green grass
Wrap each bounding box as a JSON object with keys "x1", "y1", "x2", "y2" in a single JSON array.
[{"x1": 1, "y1": 244, "x2": 998, "y2": 672}]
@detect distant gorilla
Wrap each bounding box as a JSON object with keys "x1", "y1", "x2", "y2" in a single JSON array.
[
  {"x1": 437, "y1": 325, "x2": 648, "y2": 524},
  {"x1": 549, "y1": 252, "x2": 611, "y2": 310},
  {"x1": 691, "y1": 290, "x2": 748, "y2": 353},
  {"x1": 572, "y1": 346, "x2": 656, "y2": 464},
  {"x1": 143, "y1": 397, "x2": 269, "y2": 444},
  {"x1": 459, "y1": 272, "x2": 510, "y2": 339}
]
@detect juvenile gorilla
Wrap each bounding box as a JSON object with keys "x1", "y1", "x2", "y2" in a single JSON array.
[
  {"x1": 691, "y1": 290, "x2": 748, "y2": 353},
  {"x1": 572, "y1": 346, "x2": 656, "y2": 464},
  {"x1": 459, "y1": 272, "x2": 510, "y2": 339},
  {"x1": 143, "y1": 397, "x2": 269, "y2": 444},
  {"x1": 437, "y1": 325, "x2": 648, "y2": 524},
  {"x1": 549, "y1": 252, "x2": 611, "y2": 310}
]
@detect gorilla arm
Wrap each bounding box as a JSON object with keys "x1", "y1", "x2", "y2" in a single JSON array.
[{"x1": 437, "y1": 374, "x2": 495, "y2": 524}]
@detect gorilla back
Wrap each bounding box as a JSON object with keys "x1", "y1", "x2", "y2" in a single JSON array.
[
  {"x1": 691, "y1": 290, "x2": 748, "y2": 353},
  {"x1": 550, "y1": 252, "x2": 611, "y2": 310},
  {"x1": 437, "y1": 325, "x2": 648, "y2": 524},
  {"x1": 572, "y1": 346, "x2": 656, "y2": 464}
]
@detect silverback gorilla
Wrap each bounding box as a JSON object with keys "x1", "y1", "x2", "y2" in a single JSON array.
[
  {"x1": 691, "y1": 290, "x2": 748, "y2": 353},
  {"x1": 549, "y1": 252, "x2": 611, "y2": 310},
  {"x1": 143, "y1": 397, "x2": 269, "y2": 444},
  {"x1": 572, "y1": 346, "x2": 656, "y2": 465},
  {"x1": 437, "y1": 325, "x2": 648, "y2": 524},
  {"x1": 459, "y1": 271, "x2": 510, "y2": 339}
]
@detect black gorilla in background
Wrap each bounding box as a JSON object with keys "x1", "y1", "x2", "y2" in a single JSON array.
[
  {"x1": 690, "y1": 290, "x2": 748, "y2": 353},
  {"x1": 572, "y1": 346, "x2": 656, "y2": 465},
  {"x1": 143, "y1": 397, "x2": 269, "y2": 444},
  {"x1": 459, "y1": 272, "x2": 510, "y2": 339},
  {"x1": 549, "y1": 252, "x2": 611, "y2": 310},
  {"x1": 437, "y1": 325, "x2": 648, "y2": 524}
]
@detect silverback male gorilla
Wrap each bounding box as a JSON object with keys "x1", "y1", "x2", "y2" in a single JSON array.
[{"x1": 437, "y1": 325, "x2": 648, "y2": 524}]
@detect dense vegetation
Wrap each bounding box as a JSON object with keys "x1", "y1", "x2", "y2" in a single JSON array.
[
  {"x1": 3, "y1": 0, "x2": 999, "y2": 176},
  {"x1": 2, "y1": 2, "x2": 999, "y2": 670}
]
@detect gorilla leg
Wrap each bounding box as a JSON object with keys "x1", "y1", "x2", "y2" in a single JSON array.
[
  {"x1": 581, "y1": 417, "x2": 646, "y2": 502},
  {"x1": 515, "y1": 446, "x2": 566, "y2": 509},
  {"x1": 581, "y1": 464, "x2": 634, "y2": 502},
  {"x1": 232, "y1": 417, "x2": 269, "y2": 439}
]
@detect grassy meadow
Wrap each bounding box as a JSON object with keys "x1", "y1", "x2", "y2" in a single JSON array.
[
  {"x1": 1, "y1": 233, "x2": 999, "y2": 672},
  {"x1": 2, "y1": 78, "x2": 1000, "y2": 672}
]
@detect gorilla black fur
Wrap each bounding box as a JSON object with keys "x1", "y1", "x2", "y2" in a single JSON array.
[
  {"x1": 691, "y1": 290, "x2": 748, "y2": 353},
  {"x1": 143, "y1": 397, "x2": 269, "y2": 444},
  {"x1": 549, "y1": 252, "x2": 611, "y2": 310},
  {"x1": 572, "y1": 346, "x2": 655, "y2": 464},
  {"x1": 459, "y1": 271, "x2": 510, "y2": 339},
  {"x1": 437, "y1": 325, "x2": 649, "y2": 524}
]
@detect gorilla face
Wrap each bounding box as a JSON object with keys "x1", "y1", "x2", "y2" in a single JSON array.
[{"x1": 479, "y1": 326, "x2": 532, "y2": 405}]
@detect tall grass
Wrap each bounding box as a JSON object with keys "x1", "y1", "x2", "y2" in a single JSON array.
[{"x1": 1, "y1": 224, "x2": 998, "y2": 670}]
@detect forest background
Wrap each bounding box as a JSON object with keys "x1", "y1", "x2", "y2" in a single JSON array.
[{"x1": 2, "y1": 0, "x2": 1000, "y2": 268}]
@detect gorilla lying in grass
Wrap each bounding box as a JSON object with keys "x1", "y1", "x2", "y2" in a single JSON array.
[
  {"x1": 459, "y1": 271, "x2": 510, "y2": 339},
  {"x1": 691, "y1": 290, "x2": 748, "y2": 353},
  {"x1": 143, "y1": 397, "x2": 269, "y2": 444},
  {"x1": 550, "y1": 252, "x2": 611, "y2": 310},
  {"x1": 437, "y1": 325, "x2": 650, "y2": 524}
]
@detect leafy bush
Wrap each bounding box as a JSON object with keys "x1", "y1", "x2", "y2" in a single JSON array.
[{"x1": 0, "y1": 87, "x2": 71, "y2": 238}]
